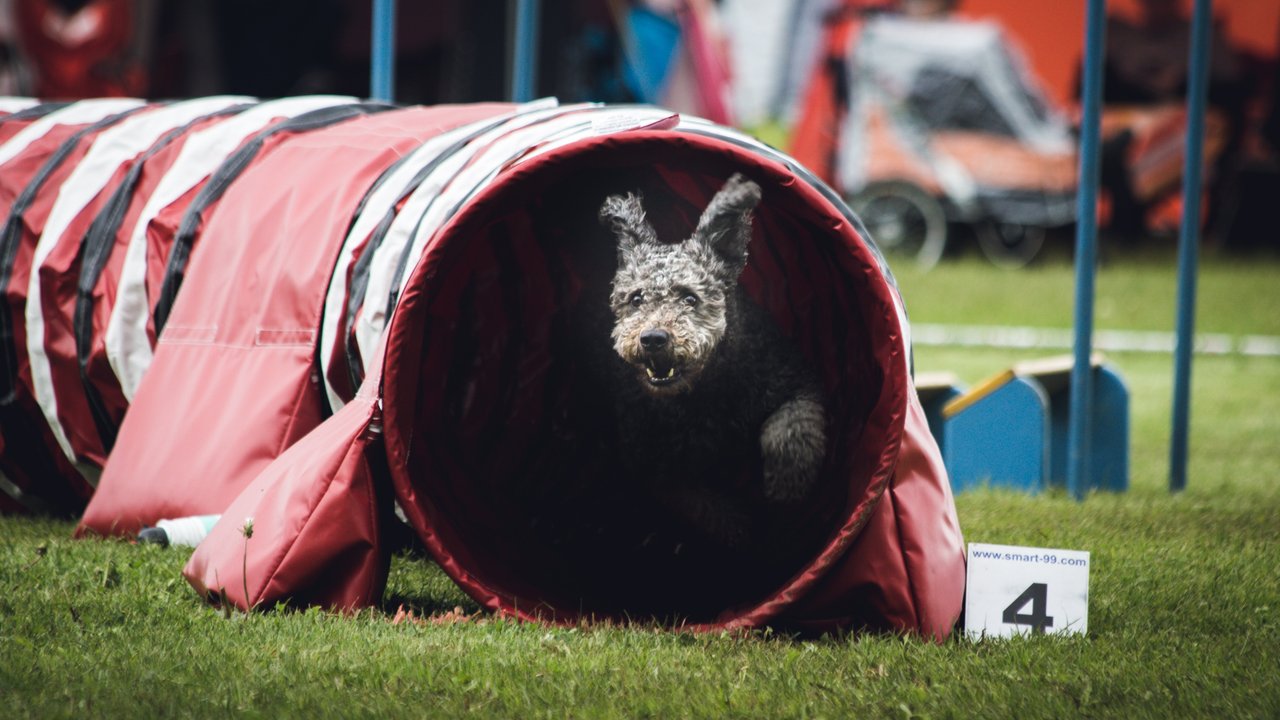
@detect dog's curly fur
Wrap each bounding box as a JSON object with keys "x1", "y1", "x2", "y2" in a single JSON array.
[{"x1": 598, "y1": 173, "x2": 827, "y2": 549}]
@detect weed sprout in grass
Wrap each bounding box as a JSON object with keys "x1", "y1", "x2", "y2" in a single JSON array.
[{"x1": 241, "y1": 516, "x2": 254, "y2": 613}]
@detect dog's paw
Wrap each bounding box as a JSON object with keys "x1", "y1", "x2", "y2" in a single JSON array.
[{"x1": 760, "y1": 394, "x2": 826, "y2": 503}]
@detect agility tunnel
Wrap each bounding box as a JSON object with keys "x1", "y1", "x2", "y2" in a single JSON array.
[{"x1": 0, "y1": 97, "x2": 963, "y2": 636}]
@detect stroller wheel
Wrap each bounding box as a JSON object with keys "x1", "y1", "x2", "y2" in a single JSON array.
[
  {"x1": 848, "y1": 181, "x2": 947, "y2": 271},
  {"x1": 976, "y1": 222, "x2": 1045, "y2": 268}
]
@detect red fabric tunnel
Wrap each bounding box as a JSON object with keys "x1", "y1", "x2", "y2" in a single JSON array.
[
  {"x1": 377, "y1": 126, "x2": 964, "y2": 635},
  {"x1": 0, "y1": 100, "x2": 963, "y2": 637}
]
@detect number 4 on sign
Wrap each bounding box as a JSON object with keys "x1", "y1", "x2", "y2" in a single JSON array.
[
  {"x1": 1002, "y1": 583, "x2": 1053, "y2": 633},
  {"x1": 965, "y1": 543, "x2": 1090, "y2": 639}
]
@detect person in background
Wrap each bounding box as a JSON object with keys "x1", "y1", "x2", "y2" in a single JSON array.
[
  {"x1": 898, "y1": 0, "x2": 956, "y2": 20},
  {"x1": 1094, "y1": 0, "x2": 1248, "y2": 240}
]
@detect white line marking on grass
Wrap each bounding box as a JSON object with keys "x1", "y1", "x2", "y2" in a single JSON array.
[{"x1": 912, "y1": 324, "x2": 1280, "y2": 357}]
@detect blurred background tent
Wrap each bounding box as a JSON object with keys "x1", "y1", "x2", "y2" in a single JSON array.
[{"x1": 0, "y1": 0, "x2": 1276, "y2": 256}]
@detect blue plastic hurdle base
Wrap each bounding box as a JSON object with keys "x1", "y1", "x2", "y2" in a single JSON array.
[{"x1": 939, "y1": 354, "x2": 1129, "y2": 495}]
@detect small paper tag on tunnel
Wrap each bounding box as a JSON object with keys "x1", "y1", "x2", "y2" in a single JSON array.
[{"x1": 591, "y1": 112, "x2": 680, "y2": 136}]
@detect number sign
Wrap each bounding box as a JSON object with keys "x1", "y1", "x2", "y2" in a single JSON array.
[{"x1": 965, "y1": 542, "x2": 1090, "y2": 639}]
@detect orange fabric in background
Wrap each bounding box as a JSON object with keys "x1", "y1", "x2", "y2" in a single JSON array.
[
  {"x1": 953, "y1": 1, "x2": 1085, "y2": 109},
  {"x1": 956, "y1": 0, "x2": 1280, "y2": 110}
]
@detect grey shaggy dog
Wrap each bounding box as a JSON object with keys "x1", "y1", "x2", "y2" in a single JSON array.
[{"x1": 597, "y1": 173, "x2": 827, "y2": 549}]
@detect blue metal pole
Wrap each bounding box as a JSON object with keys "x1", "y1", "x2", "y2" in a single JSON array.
[
  {"x1": 510, "y1": 0, "x2": 541, "y2": 102},
  {"x1": 1068, "y1": 0, "x2": 1107, "y2": 502},
  {"x1": 1170, "y1": 0, "x2": 1213, "y2": 493},
  {"x1": 371, "y1": 0, "x2": 397, "y2": 102}
]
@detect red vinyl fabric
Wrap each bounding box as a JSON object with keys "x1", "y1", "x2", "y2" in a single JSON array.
[
  {"x1": 183, "y1": 374, "x2": 390, "y2": 612},
  {"x1": 0, "y1": 98, "x2": 361, "y2": 515},
  {"x1": 100, "y1": 96, "x2": 360, "y2": 407},
  {"x1": 71, "y1": 106, "x2": 253, "y2": 452},
  {"x1": 27, "y1": 98, "x2": 253, "y2": 471},
  {"x1": 0, "y1": 99, "x2": 149, "y2": 513},
  {"x1": 78, "y1": 98, "x2": 360, "y2": 461},
  {"x1": 1, "y1": 99, "x2": 962, "y2": 636},
  {"x1": 78, "y1": 103, "x2": 513, "y2": 534},
  {"x1": 781, "y1": 395, "x2": 964, "y2": 640},
  {"x1": 0, "y1": 101, "x2": 64, "y2": 145}
]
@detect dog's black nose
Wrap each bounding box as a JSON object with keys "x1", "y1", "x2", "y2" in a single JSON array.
[{"x1": 639, "y1": 329, "x2": 670, "y2": 352}]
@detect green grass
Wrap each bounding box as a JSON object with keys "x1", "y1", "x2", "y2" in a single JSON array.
[
  {"x1": 3, "y1": 252, "x2": 1279, "y2": 718},
  {"x1": 894, "y1": 248, "x2": 1280, "y2": 337}
]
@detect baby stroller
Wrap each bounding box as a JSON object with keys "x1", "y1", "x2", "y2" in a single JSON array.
[{"x1": 802, "y1": 13, "x2": 1078, "y2": 269}]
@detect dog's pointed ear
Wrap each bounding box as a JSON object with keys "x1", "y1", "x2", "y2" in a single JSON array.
[
  {"x1": 693, "y1": 173, "x2": 761, "y2": 276},
  {"x1": 599, "y1": 192, "x2": 657, "y2": 258}
]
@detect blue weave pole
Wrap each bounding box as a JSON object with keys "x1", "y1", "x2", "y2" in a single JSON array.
[
  {"x1": 371, "y1": 0, "x2": 397, "y2": 102},
  {"x1": 510, "y1": 0, "x2": 541, "y2": 102},
  {"x1": 1170, "y1": 0, "x2": 1213, "y2": 493},
  {"x1": 1067, "y1": 0, "x2": 1107, "y2": 502}
]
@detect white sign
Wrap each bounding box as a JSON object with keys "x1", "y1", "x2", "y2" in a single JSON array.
[{"x1": 965, "y1": 542, "x2": 1090, "y2": 639}]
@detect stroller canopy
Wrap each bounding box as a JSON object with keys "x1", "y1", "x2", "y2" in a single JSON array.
[{"x1": 838, "y1": 16, "x2": 1077, "y2": 228}]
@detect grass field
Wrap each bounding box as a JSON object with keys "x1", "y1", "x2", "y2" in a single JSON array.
[{"x1": 2, "y1": 248, "x2": 1278, "y2": 718}]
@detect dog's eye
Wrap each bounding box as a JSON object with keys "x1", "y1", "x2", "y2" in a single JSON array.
[
  {"x1": 629, "y1": 292, "x2": 644, "y2": 307},
  {"x1": 681, "y1": 293, "x2": 700, "y2": 307}
]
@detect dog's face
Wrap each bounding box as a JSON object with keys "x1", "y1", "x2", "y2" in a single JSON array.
[{"x1": 599, "y1": 173, "x2": 762, "y2": 396}]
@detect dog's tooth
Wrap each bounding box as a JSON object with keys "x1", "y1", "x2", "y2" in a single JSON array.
[
  {"x1": 645, "y1": 367, "x2": 655, "y2": 379},
  {"x1": 666, "y1": 367, "x2": 674, "y2": 379}
]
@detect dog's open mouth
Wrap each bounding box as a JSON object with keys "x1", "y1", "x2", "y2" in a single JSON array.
[{"x1": 642, "y1": 356, "x2": 682, "y2": 387}]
